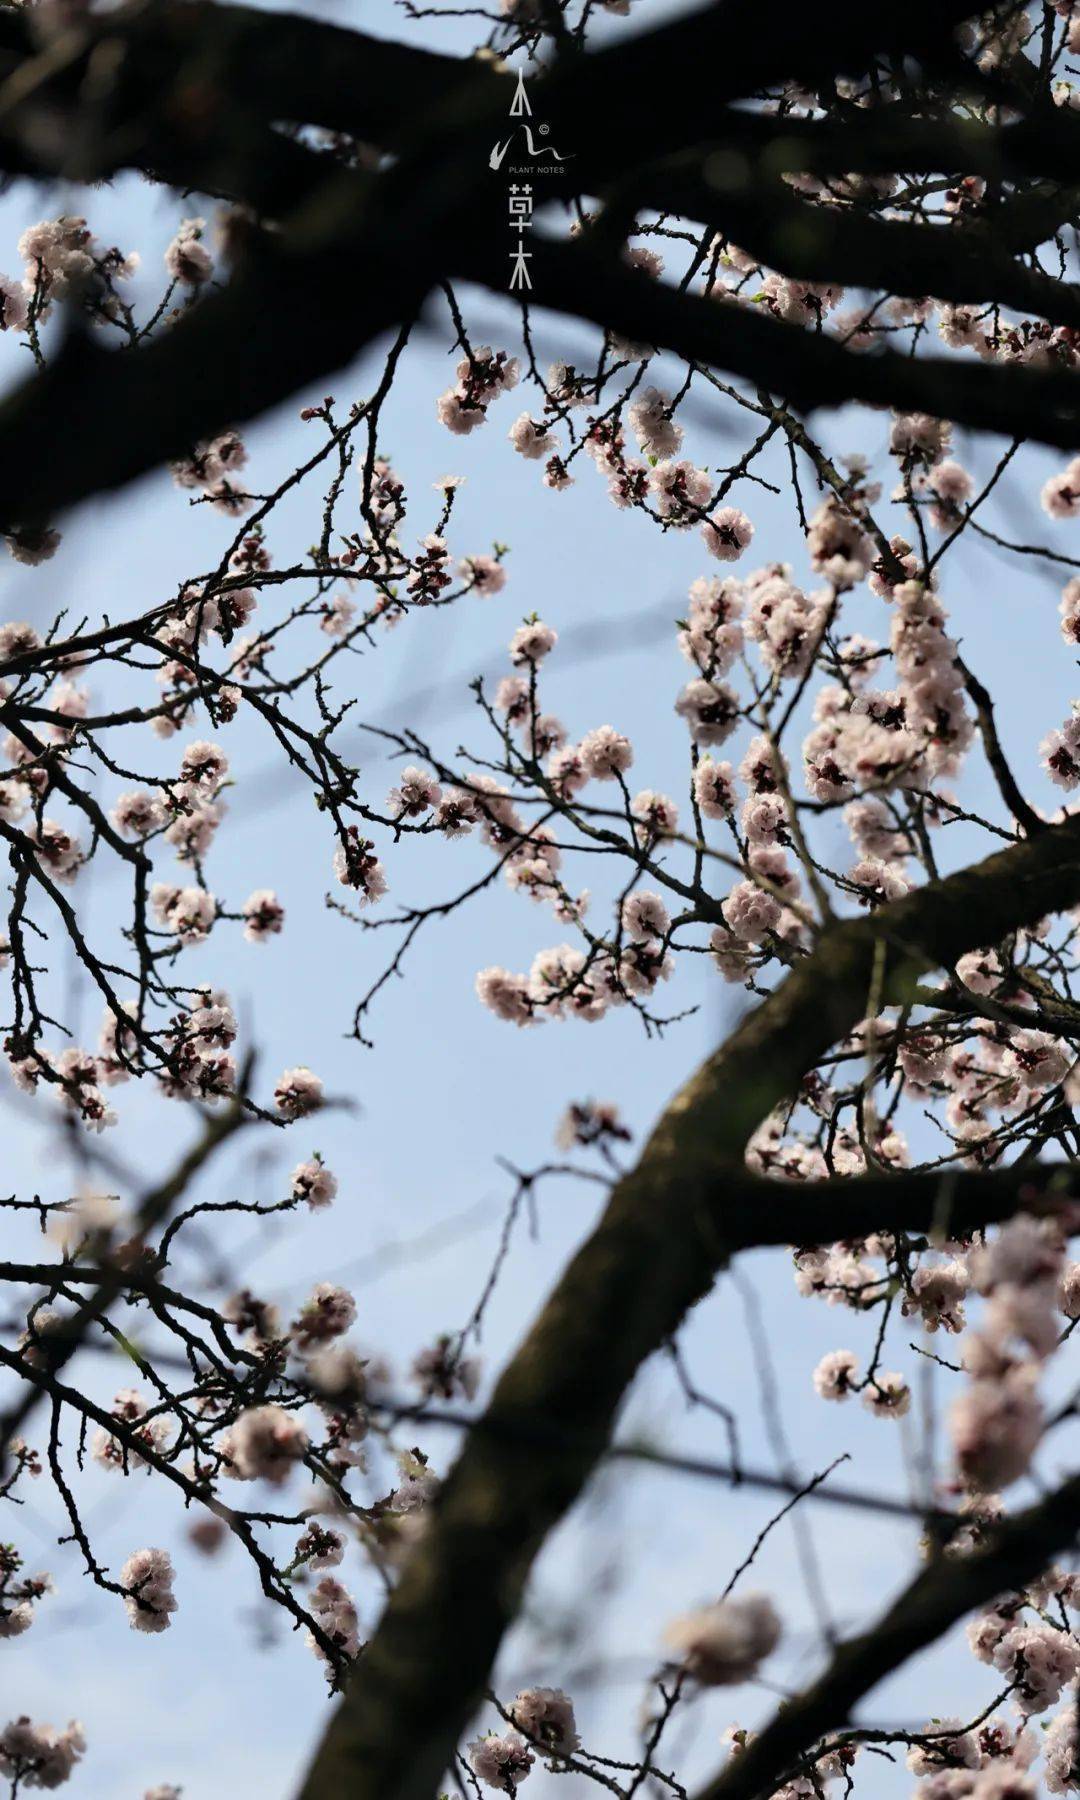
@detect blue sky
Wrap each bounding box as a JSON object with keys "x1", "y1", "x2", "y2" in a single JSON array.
[{"x1": 2, "y1": 5, "x2": 1080, "y2": 1794}]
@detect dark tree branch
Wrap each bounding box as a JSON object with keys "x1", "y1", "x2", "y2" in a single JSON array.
[
  {"x1": 620, "y1": 162, "x2": 1080, "y2": 329},
  {"x1": 8, "y1": 0, "x2": 1080, "y2": 527},
  {"x1": 0, "y1": 1087, "x2": 250, "y2": 1470},
  {"x1": 481, "y1": 237, "x2": 1080, "y2": 448},
  {"x1": 296, "y1": 811, "x2": 1080, "y2": 1800},
  {"x1": 692, "y1": 1472, "x2": 1080, "y2": 1800}
]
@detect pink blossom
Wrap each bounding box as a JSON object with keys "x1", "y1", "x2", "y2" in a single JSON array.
[
  {"x1": 390, "y1": 1451, "x2": 439, "y2": 1512},
  {"x1": 151, "y1": 883, "x2": 216, "y2": 943},
  {"x1": 273, "y1": 1066, "x2": 323, "y2": 1119},
  {"x1": 742, "y1": 792, "x2": 787, "y2": 846},
  {"x1": 333, "y1": 829, "x2": 388, "y2": 902},
  {"x1": 675, "y1": 678, "x2": 739, "y2": 746},
  {"x1": 411, "y1": 1335, "x2": 480, "y2": 1402},
  {"x1": 812, "y1": 1349, "x2": 858, "y2": 1399},
  {"x1": 628, "y1": 387, "x2": 683, "y2": 458},
  {"x1": 295, "y1": 1524, "x2": 345, "y2": 1572},
  {"x1": 991, "y1": 1621, "x2": 1080, "y2": 1714},
  {"x1": 664, "y1": 1593, "x2": 781, "y2": 1684},
  {"x1": 476, "y1": 967, "x2": 532, "y2": 1026},
  {"x1": 848, "y1": 857, "x2": 911, "y2": 907},
  {"x1": 45, "y1": 679, "x2": 87, "y2": 740},
  {"x1": 509, "y1": 620, "x2": 557, "y2": 666},
  {"x1": 649, "y1": 459, "x2": 711, "y2": 526},
  {"x1": 227, "y1": 1405, "x2": 309, "y2": 1484},
  {"x1": 179, "y1": 739, "x2": 228, "y2": 789},
  {"x1": 0, "y1": 621, "x2": 41, "y2": 660},
  {"x1": 694, "y1": 758, "x2": 736, "y2": 818},
  {"x1": 164, "y1": 795, "x2": 222, "y2": 864},
  {"x1": 290, "y1": 1156, "x2": 338, "y2": 1209},
  {"x1": 1042, "y1": 457, "x2": 1080, "y2": 519},
  {"x1": 722, "y1": 881, "x2": 781, "y2": 944},
  {"x1": 455, "y1": 346, "x2": 519, "y2": 402},
  {"x1": 510, "y1": 1688, "x2": 579, "y2": 1757},
  {"x1": 165, "y1": 217, "x2": 212, "y2": 285},
  {"x1": 905, "y1": 1722, "x2": 981, "y2": 1778},
  {"x1": 1059, "y1": 1261, "x2": 1080, "y2": 1319},
  {"x1": 806, "y1": 497, "x2": 873, "y2": 588},
  {"x1": 702, "y1": 507, "x2": 753, "y2": 563},
  {"x1": 1044, "y1": 1707, "x2": 1080, "y2": 1792},
  {"x1": 460, "y1": 554, "x2": 506, "y2": 596},
  {"x1": 546, "y1": 745, "x2": 589, "y2": 799},
  {"x1": 6, "y1": 525, "x2": 61, "y2": 565},
  {"x1": 292, "y1": 1282, "x2": 357, "y2": 1348},
  {"x1": 939, "y1": 304, "x2": 988, "y2": 351},
  {"x1": 509, "y1": 414, "x2": 555, "y2": 460},
  {"x1": 1041, "y1": 713, "x2": 1080, "y2": 788},
  {"x1": 307, "y1": 1573, "x2": 360, "y2": 1663},
  {"x1": 19, "y1": 215, "x2": 95, "y2": 295},
  {"x1": 631, "y1": 790, "x2": 679, "y2": 842},
  {"x1": 955, "y1": 949, "x2": 1003, "y2": 995},
  {"x1": 320, "y1": 591, "x2": 356, "y2": 638},
  {"x1": 30, "y1": 819, "x2": 82, "y2": 884},
  {"x1": 555, "y1": 1098, "x2": 629, "y2": 1152},
  {"x1": 971, "y1": 1214, "x2": 1065, "y2": 1294},
  {"x1": 0, "y1": 1717, "x2": 85, "y2": 1788},
  {"x1": 241, "y1": 889, "x2": 284, "y2": 942},
  {"x1": 90, "y1": 1388, "x2": 170, "y2": 1472},
  {"x1": 1060, "y1": 577, "x2": 1080, "y2": 646},
  {"x1": 1003, "y1": 1028, "x2": 1071, "y2": 1090},
  {"x1": 889, "y1": 411, "x2": 951, "y2": 468},
  {"x1": 437, "y1": 390, "x2": 486, "y2": 435},
  {"x1": 432, "y1": 787, "x2": 480, "y2": 837},
  {"x1": 386, "y1": 766, "x2": 441, "y2": 820},
  {"x1": 111, "y1": 791, "x2": 162, "y2": 837},
  {"x1": 928, "y1": 459, "x2": 974, "y2": 528},
  {"x1": 469, "y1": 1731, "x2": 535, "y2": 1791},
  {"x1": 119, "y1": 1547, "x2": 177, "y2": 1634},
  {"x1": 679, "y1": 575, "x2": 744, "y2": 674},
  {"x1": 951, "y1": 1366, "x2": 1042, "y2": 1490},
  {"x1": 579, "y1": 725, "x2": 633, "y2": 780},
  {"x1": 861, "y1": 1372, "x2": 911, "y2": 1417},
  {"x1": 528, "y1": 943, "x2": 607, "y2": 1020},
  {"x1": 761, "y1": 272, "x2": 842, "y2": 324},
  {"x1": 0, "y1": 275, "x2": 27, "y2": 332},
  {"x1": 621, "y1": 890, "x2": 670, "y2": 942},
  {"x1": 602, "y1": 456, "x2": 645, "y2": 509},
  {"x1": 904, "y1": 1260, "x2": 969, "y2": 1333}
]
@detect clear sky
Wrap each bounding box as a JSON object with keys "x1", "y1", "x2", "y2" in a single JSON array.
[{"x1": 2, "y1": 4, "x2": 1080, "y2": 1795}]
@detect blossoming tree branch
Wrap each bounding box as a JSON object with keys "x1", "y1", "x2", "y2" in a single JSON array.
[{"x1": 2, "y1": 0, "x2": 1080, "y2": 1794}]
